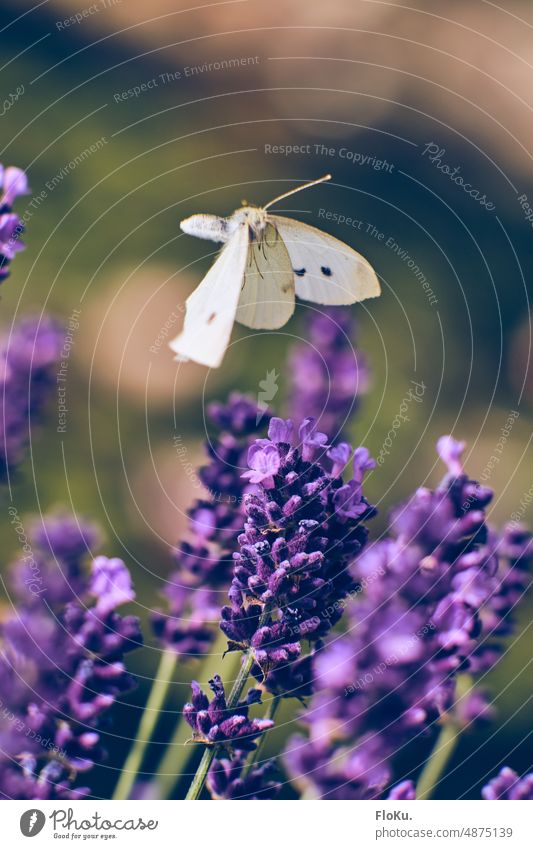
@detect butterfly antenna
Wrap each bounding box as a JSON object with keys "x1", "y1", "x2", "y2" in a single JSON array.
[{"x1": 263, "y1": 174, "x2": 332, "y2": 210}]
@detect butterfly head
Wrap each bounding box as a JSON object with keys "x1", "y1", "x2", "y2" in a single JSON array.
[{"x1": 230, "y1": 206, "x2": 269, "y2": 239}]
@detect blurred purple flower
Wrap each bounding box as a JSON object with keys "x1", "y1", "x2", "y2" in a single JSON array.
[
  {"x1": 207, "y1": 755, "x2": 281, "y2": 799},
  {"x1": 0, "y1": 515, "x2": 142, "y2": 799},
  {"x1": 152, "y1": 393, "x2": 270, "y2": 658},
  {"x1": 0, "y1": 163, "x2": 29, "y2": 283},
  {"x1": 1, "y1": 316, "x2": 63, "y2": 474},
  {"x1": 91, "y1": 556, "x2": 135, "y2": 617},
  {"x1": 284, "y1": 437, "x2": 531, "y2": 799},
  {"x1": 287, "y1": 307, "x2": 370, "y2": 440},
  {"x1": 482, "y1": 767, "x2": 533, "y2": 800}
]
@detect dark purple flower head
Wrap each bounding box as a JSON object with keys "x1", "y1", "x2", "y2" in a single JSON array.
[
  {"x1": 183, "y1": 675, "x2": 273, "y2": 751},
  {"x1": 223, "y1": 416, "x2": 376, "y2": 689},
  {"x1": 90, "y1": 556, "x2": 135, "y2": 617},
  {"x1": 482, "y1": 767, "x2": 533, "y2": 800}
]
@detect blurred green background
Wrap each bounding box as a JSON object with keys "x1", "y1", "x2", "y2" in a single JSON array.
[{"x1": 1, "y1": 0, "x2": 532, "y2": 798}]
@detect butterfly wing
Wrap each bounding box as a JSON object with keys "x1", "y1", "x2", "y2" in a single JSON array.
[
  {"x1": 235, "y1": 222, "x2": 295, "y2": 329},
  {"x1": 169, "y1": 224, "x2": 248, "y2": 368},
  {"x1": 269, "y1": 215, "x2": 380, "y2": 305}
]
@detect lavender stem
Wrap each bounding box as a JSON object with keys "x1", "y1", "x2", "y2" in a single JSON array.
[
  {"x1": 244, "y1": 694, "x2": 281, "y2": 775},
  {"x1": 416, "y1": 674, "x2": 471, "y2": 800},
  {"x1": 416, "y1": 721, "x2": 460, "y2": 800}
]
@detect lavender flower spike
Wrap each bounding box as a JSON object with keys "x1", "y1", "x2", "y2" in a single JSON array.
[
  {"x1": 1, "y1": 316, "x2": 63, "y2": 474},
  {"x1": 288, "y1": 307, "x2": 370, "y2": 439},
  {"x1": 222, "y1": 416, "x2": 376, "y2": 694}
]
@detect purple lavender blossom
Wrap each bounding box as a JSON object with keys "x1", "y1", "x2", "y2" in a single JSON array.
[
  {"x1": 216, "y1": 418, "x2": 375, "y2": 698},
  {"x1": 0, "y1": 164, "x2": 29, "y2": 283},
  {"x1": 287, "y1": 307, "x2": 370, "y2": 440},
  {"x1": 222, "y1": 416, "x2": 376, "y2": 691},
  {"x1": 0, "y1": 515, "x2": 142, "y2": 799},
  {"x1": 284, "y1": 437, "x2": 531, "y2": 799},
  {"x1": 242, "y1": 441, "x2": 281, "y2": 488},
  {"x1": 183, "y1": 675, "x2": 273, "y2": 751},
  {"x1": 1, "y1": 166, "x2": 29, "y2": 206},
  {"x1": 91, "y1": 556, "x2": 135, "y2": 616},
  {"x1": 482, "y1": 767, "x2": 533, "y2": 800},
  {"x1": 9, "y1": 513, "x2": 100, "y2": 607},
  {"x1": 1, "y1": 316, "x2": 63, "y2": 474}
]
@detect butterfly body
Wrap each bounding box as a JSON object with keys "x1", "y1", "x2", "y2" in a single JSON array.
[
  {"x1": 181, "y1": 206, "x2": 269, "y2": 244},
  {"x1": 171, "y1": 176, "x2": 380, "y2": 367}
]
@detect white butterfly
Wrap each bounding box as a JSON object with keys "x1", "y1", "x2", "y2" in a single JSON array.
[{"x1": 170, "y1": 174, "x2": 380, "y2": 368}]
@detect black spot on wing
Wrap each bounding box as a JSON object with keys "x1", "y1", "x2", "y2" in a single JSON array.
[
  {"x1": 321, "y1": 266, "x2": 332, "y2": 277},
  {"x1": 294, "y1": 268, "x2": 306, "y2": 277},
  {"x1": 208, "y1": 312, "x2": 217, "y2": 324}
]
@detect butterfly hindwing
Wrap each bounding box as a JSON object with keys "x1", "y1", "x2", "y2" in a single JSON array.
[
  {"x1": 169, "y1": 224, "x2": 249, "y2": 368},
  {"x1": 269, "y1": 215, "x2": 380, "y2": 305},
  {"x1": 235, "y1": 222, "x2": 295, "y2": 329}
]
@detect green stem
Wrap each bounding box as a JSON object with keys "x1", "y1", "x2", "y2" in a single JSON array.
[
  {"x1": 244, "y1": 694, "x2": 281, "y2": 775},
  {"x1": 113, "y1": 648, "x2": 177, "y2": 801},
  {"x1": 416, "y1": 675, "x2": 471, "y2": 800},
  {"x1": 185, "y1": 605, "x2": 272, "y2": 800},
  {"x1": 416, "y1": 720, "x2": 460, "y2": 800}
]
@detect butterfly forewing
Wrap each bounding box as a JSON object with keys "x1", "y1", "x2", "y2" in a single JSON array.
[
  {"x1": 169, "y1": 224, "x2": 249, "y2": 368},
  {"x1": 235, "y1": 222, "x2": 295, "y2": 329},
  {"x1": 269, "y1": 215, "x2": 380, "y2": 305}
]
